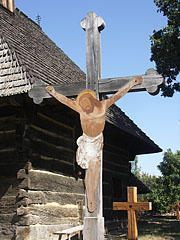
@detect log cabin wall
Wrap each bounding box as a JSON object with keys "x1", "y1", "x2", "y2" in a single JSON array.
[
  {"x1": 0, "y1": 95, "x2": 151, "y2": 239},
  {"x1": 0, "y1": 96, "x2": 29, "y2": 240},
  {"x1": 0, "y1": 96, "x2": 85, "y2": 240},
  {"x1": 103, "y1": 123, "x2": 133, "y2": 231}
]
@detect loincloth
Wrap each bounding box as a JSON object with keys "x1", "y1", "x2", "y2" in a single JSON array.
[{"x1": 76, "y1": 133, "x2": 103, "y2": 169}]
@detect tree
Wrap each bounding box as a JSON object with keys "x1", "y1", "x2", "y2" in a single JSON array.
[
  {"x1": 150, "y1": 0, "x2": 180, "y2": 96},
  {"x1": 131, "y1": 156, "x2": 141, "y2": 177},
  {"x1": 158, "y1": 149, "x2": 180, "y2": 205},
  {"x1": 138, "y1": 150, "x2": 180, "y2": 214}
]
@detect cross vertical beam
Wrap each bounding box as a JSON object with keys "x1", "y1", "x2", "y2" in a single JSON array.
[
  {"x1": 80, "y1": 12, "x2": 105, "y2": 240},
  {"x1": 127, "y1": 187, "x2": 138, "y2": 240},
  {"x1": 81, "y1": 12, "x2": 105, "y2": 98}
]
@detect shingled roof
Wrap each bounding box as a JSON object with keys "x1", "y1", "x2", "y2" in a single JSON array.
[
  {"x1": 0, "y1": 6, "x2": 86, "y2": 97},
  {"x1": 0, "y1": 5, "x2": 161, "y2": 154}
]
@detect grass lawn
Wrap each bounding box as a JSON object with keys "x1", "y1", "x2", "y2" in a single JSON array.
[{"x1": 105, "y1": 216, "x2": 180, "y2": 240}]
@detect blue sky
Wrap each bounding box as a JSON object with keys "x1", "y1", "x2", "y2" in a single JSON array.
[{"x1": 15, "y1": 0, "x2": 180, "y2": 176}]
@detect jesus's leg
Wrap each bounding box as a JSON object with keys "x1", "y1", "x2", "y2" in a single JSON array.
[{"x1": 85, "y1": 158, "x2": 101, "y2": 212}]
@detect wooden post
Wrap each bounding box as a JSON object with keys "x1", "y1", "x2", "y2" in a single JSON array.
[
  {"x1": 2, "y1": 0, "x2": 7, "y2": 8},
  {"x1": 80, "y1": 12, "x2": 105, "y2": 240},
  {"x1": 113, "y1": 187, "x2": 152, "y2": 240},
  {"x1": 80, "y1": 11, "x2": 105, "y2": 98},
  {"x1": 127, "y1": 187, "x2": 138, "y2": 240},
  {"x1": 172, "y1": 202, "x2": 180, "y2": 220},
  {"x1": 8, "y1": 0, "x2": 15, "y2": 12},
  {"x1": 1, "y1": 0, "x2": 14, "y2": 12}
]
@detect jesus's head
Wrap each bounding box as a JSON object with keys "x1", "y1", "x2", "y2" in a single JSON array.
[{"x1": 77, "y1": 90, "x2": 101, "y2": 114}]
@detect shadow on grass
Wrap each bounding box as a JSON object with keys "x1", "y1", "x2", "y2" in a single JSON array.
[
  {"x1": 105, "y1": 216, "x2": 180, "y2": 240},
  {"x1": 138, "y1": 216, "x2": 180, "y2": 240}
]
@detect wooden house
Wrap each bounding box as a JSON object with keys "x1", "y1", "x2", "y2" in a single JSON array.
[{"x1": 0, "y1": 1, "x2": 161, "y2": 239}]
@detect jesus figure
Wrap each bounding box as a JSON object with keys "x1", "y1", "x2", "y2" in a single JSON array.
[{"x1": 46, "y1": 76, "x2": 142, "y2": 212}]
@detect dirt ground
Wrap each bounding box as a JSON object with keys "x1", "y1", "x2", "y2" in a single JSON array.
[{"x1": 104, "y1": 216, "x2": 180, "y2": 240}]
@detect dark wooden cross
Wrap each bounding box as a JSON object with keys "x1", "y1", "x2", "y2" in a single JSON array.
[
  {"x1": 113, "y1": 187, "x2": 152, "y2": 240},
  {"x1": 28, "y1": 12, "x2": 163, "y2": 240},
  {"x1": 172, "y1": 202, "x2": 180, "y2": 220}
]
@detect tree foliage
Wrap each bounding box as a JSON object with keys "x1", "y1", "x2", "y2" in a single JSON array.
[
  {"x1": 150, "y1": 0, "x2": 180, "y2": 96},
  {"x1": 157, "y1": 149, "x2": 180, "y2": 206},
  {"x1": 138, "y1": 149, "x2": 180, "y2": 214},
  {"x1": 131, "y1": 156, "x2": 141, "y2": 177}
]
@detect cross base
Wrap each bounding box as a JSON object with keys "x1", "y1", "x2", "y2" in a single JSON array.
[{"x1": 83, "y1": 217, "x2": 104, "y2": 240}]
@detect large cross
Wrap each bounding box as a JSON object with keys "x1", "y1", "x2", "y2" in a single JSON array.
[
  {"x1": 28, "y1": 12, "x2": 163, "y2": 240},
  {"x1": 172, "y1": 202, "x2": 180, "y2": 220},
  {"x1": 113, "y1": 187, "x2": 152, "y2": 240}
]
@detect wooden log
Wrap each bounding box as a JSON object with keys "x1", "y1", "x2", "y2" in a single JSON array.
[
  {"x1": 103, "y1": 167, "x2": 129, "y2": 180},
  {"x1": 31, "y1": 155, "x2": 75, "y2": 176},
  {"x1": 0, "y1": 213, "x2": 15, "y2": 223},
  {"x1": 0, "y1": 222, "x2": 15, "y2": 240},
  {"x1": 17, "y1": 214, "x2": 40, "y2": 226},
  {"x1": 27, "y1": 124, "x2": 73, "y2": 150},
  {"x1": 32, "y1": 113, "x2": 73, "y2": 139},
  {"x1": 0, "y1": 196, "x2": 17, "y2": 214},
  {"x1": 103, "y1": 160, "x2": 129, "y2": 175},
  {"x1": 30, "y1": 139, "x2": 74, "y2": 162},
  {"x1": 104, "y1": 143, "x2": 130, "y2": 160},
  {"x1": 37, "y1": 112, "x2": 74, "y2": 131},
  {"x1": 40, "y1": 108, "x2": 78, "y2": 128},
  {"x1": 17, "y1": 210, "x2": 80, "y2": 226},
  {"x1": 17, "y1": 203, "x2": 79, "y2": 218},
  {"x1": 17, "y1": 170, "x2": 84, "y2": 194},
  {"x1": 0, "y1": 148, "x2": 18, "y2": 163},
  {"x1": 17, "y1": 169, "x2": 28, "y2": 179},
  {"x1": 0, "y1": 130, "x2": 16, "y2": 150},
  {"x1": 0, "y1": 178, "x2": 22, "y2": 197},
  {"x1": 17, "y1": 189, "x2": 84, "y2": 206},
  {"x1": 0, "y1": 117, "x2": 15, "y2": 131}
]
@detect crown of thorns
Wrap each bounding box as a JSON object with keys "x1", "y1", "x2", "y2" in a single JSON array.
[{"x1": 77, "y1": 89, "x2": 96, "y2": 104}]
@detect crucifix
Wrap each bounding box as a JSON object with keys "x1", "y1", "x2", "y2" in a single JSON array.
[
  {"x1": 172, "y1": 202, "x2": 180, "y2": 220},
  {"x1": 28, "y1": 12, "x2": 164, "y2": 240},
  {"x1": 113, "y1": 187, "x2": 152, "y2": 240}
]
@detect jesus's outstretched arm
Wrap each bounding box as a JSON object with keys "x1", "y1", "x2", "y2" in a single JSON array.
[
  {"x1": 103, "y1": 76, "x2": 142, "y2": 110},
  {"x1": 46, "y1": 86, "x2": 79, "y2": 113}
]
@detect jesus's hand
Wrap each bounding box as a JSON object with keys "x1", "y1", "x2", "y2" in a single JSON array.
[
  {"x1": 134, "y1": 76, "x2": 143, "y2": 85},
  {"x1": 46, "y1": 86, "x2": 55, "y2": 95}
]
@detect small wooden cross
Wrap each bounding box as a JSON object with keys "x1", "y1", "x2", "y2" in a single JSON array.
[
  {"x1": 113, "y1": 187, "x2": 152, "y2": 240},
  {"x1": 172, "y1": 202, "x2": 180, "y2": 220}
]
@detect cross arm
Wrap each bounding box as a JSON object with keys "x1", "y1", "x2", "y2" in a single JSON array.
[
  {"x1": 113, "y1": 202, "x2": 152, "y2": 211},
  {"x1": 99, "y1": 68, "x2": 164, "y2": 95},
  {"x1": 28, "y1": 68, "x2": 164, "y2": 104},
  {"x1": 28, "y1": 81, "x2": 86, "y2": 104},
  {"x1": 172, "y1": 202, "x2": 180, "y2": 209}
]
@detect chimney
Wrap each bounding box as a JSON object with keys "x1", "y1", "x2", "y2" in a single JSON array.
[{"x1": 1, "y1": 0, "x2": 14, "y2": 12}]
